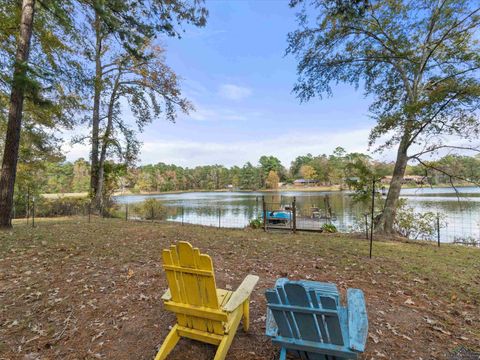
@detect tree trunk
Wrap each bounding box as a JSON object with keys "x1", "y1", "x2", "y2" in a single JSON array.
[
  {"x1": 90, "y1": 10, "x2": 102, "y2": 201},
  {"x1": 0, "y1": 0, "x2": 36, "y2": 229},
  {"x1": 94, "y1": 76, "x2": 119, "y2": 210},
  {"x1": 376, "y1": 136, "x2": 410, "y2": 235}
]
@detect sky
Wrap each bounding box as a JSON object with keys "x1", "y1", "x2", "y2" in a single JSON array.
[{"x1": 64, "y1": 0, "x2": 382, "y2": 168}]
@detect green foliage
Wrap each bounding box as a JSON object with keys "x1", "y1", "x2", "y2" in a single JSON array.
[
  {"x1": 259, "y1": 155, "x2": 285, "y2": 182},
  {"x1": 36, "y1": 197, "x2": 91, "y2": 217},
  {"x1": 12, "y1": 196, "x2": 90, "y2": 218},
  {"x1": 83, "y1": 0, "x2": 209, "y2": 202},
  {"x1": 132, "y1": 198, "x2": 167, "y2": 220},
  {"x1": 321, "y1": 223, "x2": 337, "y2": 233},
  {"x1": 344, "y1": 155, "x2": 385, "y2": 204},
  {"x1": 288, "y1": 0, "x2": 480, "y2": 232},
  {"x1": 290, "y1": 154, "x2": 314, "y2": 178},
  {"x1": 394, "y1": 199, "x2": 444, "y2": 240},
  {"x1": 33, "y1": 152, "x2": 480, "y2": 195},
  {"x1": 239, "y1": 162, "x2": 260, "y2": 190},
  {"x1": 248, "y1": 218, "x2": 263, "y2": 229}
]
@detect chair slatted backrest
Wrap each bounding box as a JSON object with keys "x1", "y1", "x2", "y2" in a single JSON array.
[
  {"x1": 266, "y1": 282, "x2": 345, "y2": 349},
  {"x1": 162, "y1": 242, "x2": 224, "y2": 334}
]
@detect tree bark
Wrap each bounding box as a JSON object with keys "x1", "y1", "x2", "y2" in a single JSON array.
[
  {"x1": 0, "y1": 0, "x2": 36, "y2": 228},
  {"x1": 90, "y1": 9, "x2": 102, "y2": 201},
  {"x1": 94, "y1": 73, "x2": 120, "y2": 210},
  {"x1": 376, "y1": 135, "x2": 410, "y2": 235}
]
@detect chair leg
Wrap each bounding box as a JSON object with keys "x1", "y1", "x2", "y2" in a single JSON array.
[
  {"x1": 242, "y1": 298, "x2": 250, "y2": 332},
  {"x1": 154, "y1": 325, "x2": 180, "y2": 360},
  {"x1": 214, "y1": 308, "x2": 243, "y2": 360},
  {"x1": 279, "y1": 347, "x2": 287, "y2": 360}
]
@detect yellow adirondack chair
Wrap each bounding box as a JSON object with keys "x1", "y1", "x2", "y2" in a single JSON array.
[{"x1": 155, "y1": 241, "x2": 259, "y2": 360}]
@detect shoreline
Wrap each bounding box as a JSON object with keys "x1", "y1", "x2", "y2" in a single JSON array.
[{"x1": 41, "y1": 183, "x2": 479, "y2": 199}]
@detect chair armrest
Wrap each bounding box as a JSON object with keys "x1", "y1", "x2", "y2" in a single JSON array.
[
  {"x1": 347, "y1": 288, "x2": 368, "y2": 352},
  {"x1": 162, "y1": 288, "x2": 172, "y2": 301},
  {"x1": 222, "y1": 275, "x2": 259, "y2": 312}
]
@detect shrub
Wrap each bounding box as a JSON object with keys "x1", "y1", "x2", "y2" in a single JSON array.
[
  {"x1": 394, "y1": 199, "x2": 445, "y2": 240},
  {"x1": 132, "y1": 198, "x2": 167, "y2": 220},
  {"x1": 249, "y1": 218, "x2": 263, "y2": 229},
  {"x1": 33, "y1": 196, "x2": 91, "y2": 217},
  {"x1": 322, "y1": 223, "x2": 337, "y2": 233}
]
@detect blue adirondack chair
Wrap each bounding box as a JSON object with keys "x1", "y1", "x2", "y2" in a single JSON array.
[{"x1": 265, "y1": 278, "x2": 368, "y2": 360}]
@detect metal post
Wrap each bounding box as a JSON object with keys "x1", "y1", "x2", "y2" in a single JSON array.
[
  {"x1": 151, "y1": 205, "x2": 154, "y2": 221},
  {"x1": 292, "y1": 196, "x2": 297, "y2": 233},
  {"x1": 32, "y1": 197, "x2": 35, "y2": 228},
  {"x1": 364, "y1": 213, "x2": 369, "y2": 239},
  {"x1": 262, "y1": 196, "x2": 267, "y2": 232},
  {"x1": 26, "y1": 190, "x2": 30, "y2": 224},
  {"x1": 218, "y1": 207, "x2": 221, "y2": 229},
  {"x1": 182, "y1": 206, "x2": 184, "y2": 225},
  {"x1": 437, "y1": 213, "x2": 440, "y2": 247},
  {"x1": 369, "y1": 179, "x2": 375, "y2": 259},
  {"x1": 125, "y1": 203, "x2": 128, "y2": 221}
]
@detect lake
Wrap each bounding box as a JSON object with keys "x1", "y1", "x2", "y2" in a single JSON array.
[{"x1": 115, "y1": 187, "x2": 480, "y2": 243}]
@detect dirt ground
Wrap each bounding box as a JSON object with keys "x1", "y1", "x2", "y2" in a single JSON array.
[{"x1": 0, "y1": 217, "x2": 479, "y2": 360}]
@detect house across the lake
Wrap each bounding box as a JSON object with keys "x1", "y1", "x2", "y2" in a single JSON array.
[
  {"x1": 381, "y1": 175, "x2": 427, "y2": 185},
  {"x1": 293, "y1": 178, "x2": 319, "y2": 186}
]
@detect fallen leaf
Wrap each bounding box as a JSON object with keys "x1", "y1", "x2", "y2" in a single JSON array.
[{"x1": 404, "y1": 298, "x2": 415, "y2": 306}]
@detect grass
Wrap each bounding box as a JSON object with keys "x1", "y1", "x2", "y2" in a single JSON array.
[{"x1": 0, "y1": 217, "x2": 479, "y2": 359}]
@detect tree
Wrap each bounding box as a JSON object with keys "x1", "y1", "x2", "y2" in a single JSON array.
[
  {"x1": 265, "y1": 170, "x2": 280, "y2": 189},
  {"x1": 288, "y1": 0, "x2": 480, "y2": 234},
  {"x1": 308, "y1": 154, "x2": 329, "y2": 184},
  {"x1": 81, "y1": 0, "x2": 207, "y2": 205},
  {"x1": 299, "y1": 165, "x2": 317, "y2": 180},
  {"x1": 259, "y1": 155, "x2": 284, "y2": 175},
  {"x1": 0, "y1": 0, "x2": 82, "y2": 228},
  {"x1": 0, "y1": 0, "x2": 36, "y2": 228},
  {"x1": 93, "y1": 44, "x2": 193, "y2": 207},
  {"x1": 240, "y1": 162, "x2": 261, "y2": 190},
  {"x1": 290, "y1": 153, "x2": 313, "y2": 177},
  {"x1": 72, "y1": 158, "x2": 90, "y2": 192}
]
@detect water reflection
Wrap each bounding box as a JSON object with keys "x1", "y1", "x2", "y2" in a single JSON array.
[{"x1": 115, "y1": 187, "x2": 480, "y2": 243}]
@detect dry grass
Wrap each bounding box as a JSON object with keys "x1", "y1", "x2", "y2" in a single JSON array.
[{"x1": 0, "y1": 217, "x2": 479, "y2": 360}]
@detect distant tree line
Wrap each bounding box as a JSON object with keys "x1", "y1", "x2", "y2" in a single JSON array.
[{"x1": 31, "y1": 150, "x2": 480, "y2": 196}]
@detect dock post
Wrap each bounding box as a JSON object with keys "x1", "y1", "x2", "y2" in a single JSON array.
[
  {"x1": 262, "y1": 196, "x2": 267, "y2": 232},
  {"x1": 292, "y1": 196, "x2": 297, "y2": 233}
]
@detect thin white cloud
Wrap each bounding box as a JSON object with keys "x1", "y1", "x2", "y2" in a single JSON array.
[
  {"x1": 63, "y1": 128, "x2": 374, "y2": 165},
  {"x1": 187, "y1": 105, "x2": 258, "y2": 122},
  {"x1": 61, "y1": 127, "x2": 480, "y2": 168},
  {"x1": 138, "y1": 128, "x2": 375, "y2": 167},
  {"x1": 218, "y1": 84, "x2": 252, "y2": 101}
]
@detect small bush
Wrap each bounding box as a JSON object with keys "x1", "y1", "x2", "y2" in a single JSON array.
[
  {"x1": 33, "y1": 196, "x2": 91, "y2": 217},
  {"x1": 132, "y1": 198, "x2": 167, "y2": 220},
  {"x1": 322, "y1": 223, "x2": 337, "y2": 233},
  {"x1": 394, "y1": 199, "x2": 445, "y2": 240},
  {"x1": 249, "y1": 218, "x2": 263, "y2": 229}
]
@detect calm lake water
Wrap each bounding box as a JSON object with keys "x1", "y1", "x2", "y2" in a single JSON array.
[{"x1": 115, "y1": 187, "x2": 480, "y2": 243}]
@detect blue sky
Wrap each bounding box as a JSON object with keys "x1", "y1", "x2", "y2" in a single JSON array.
[{"x1": 65, "y1": 0, "x2": 381, "y2": 168}]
